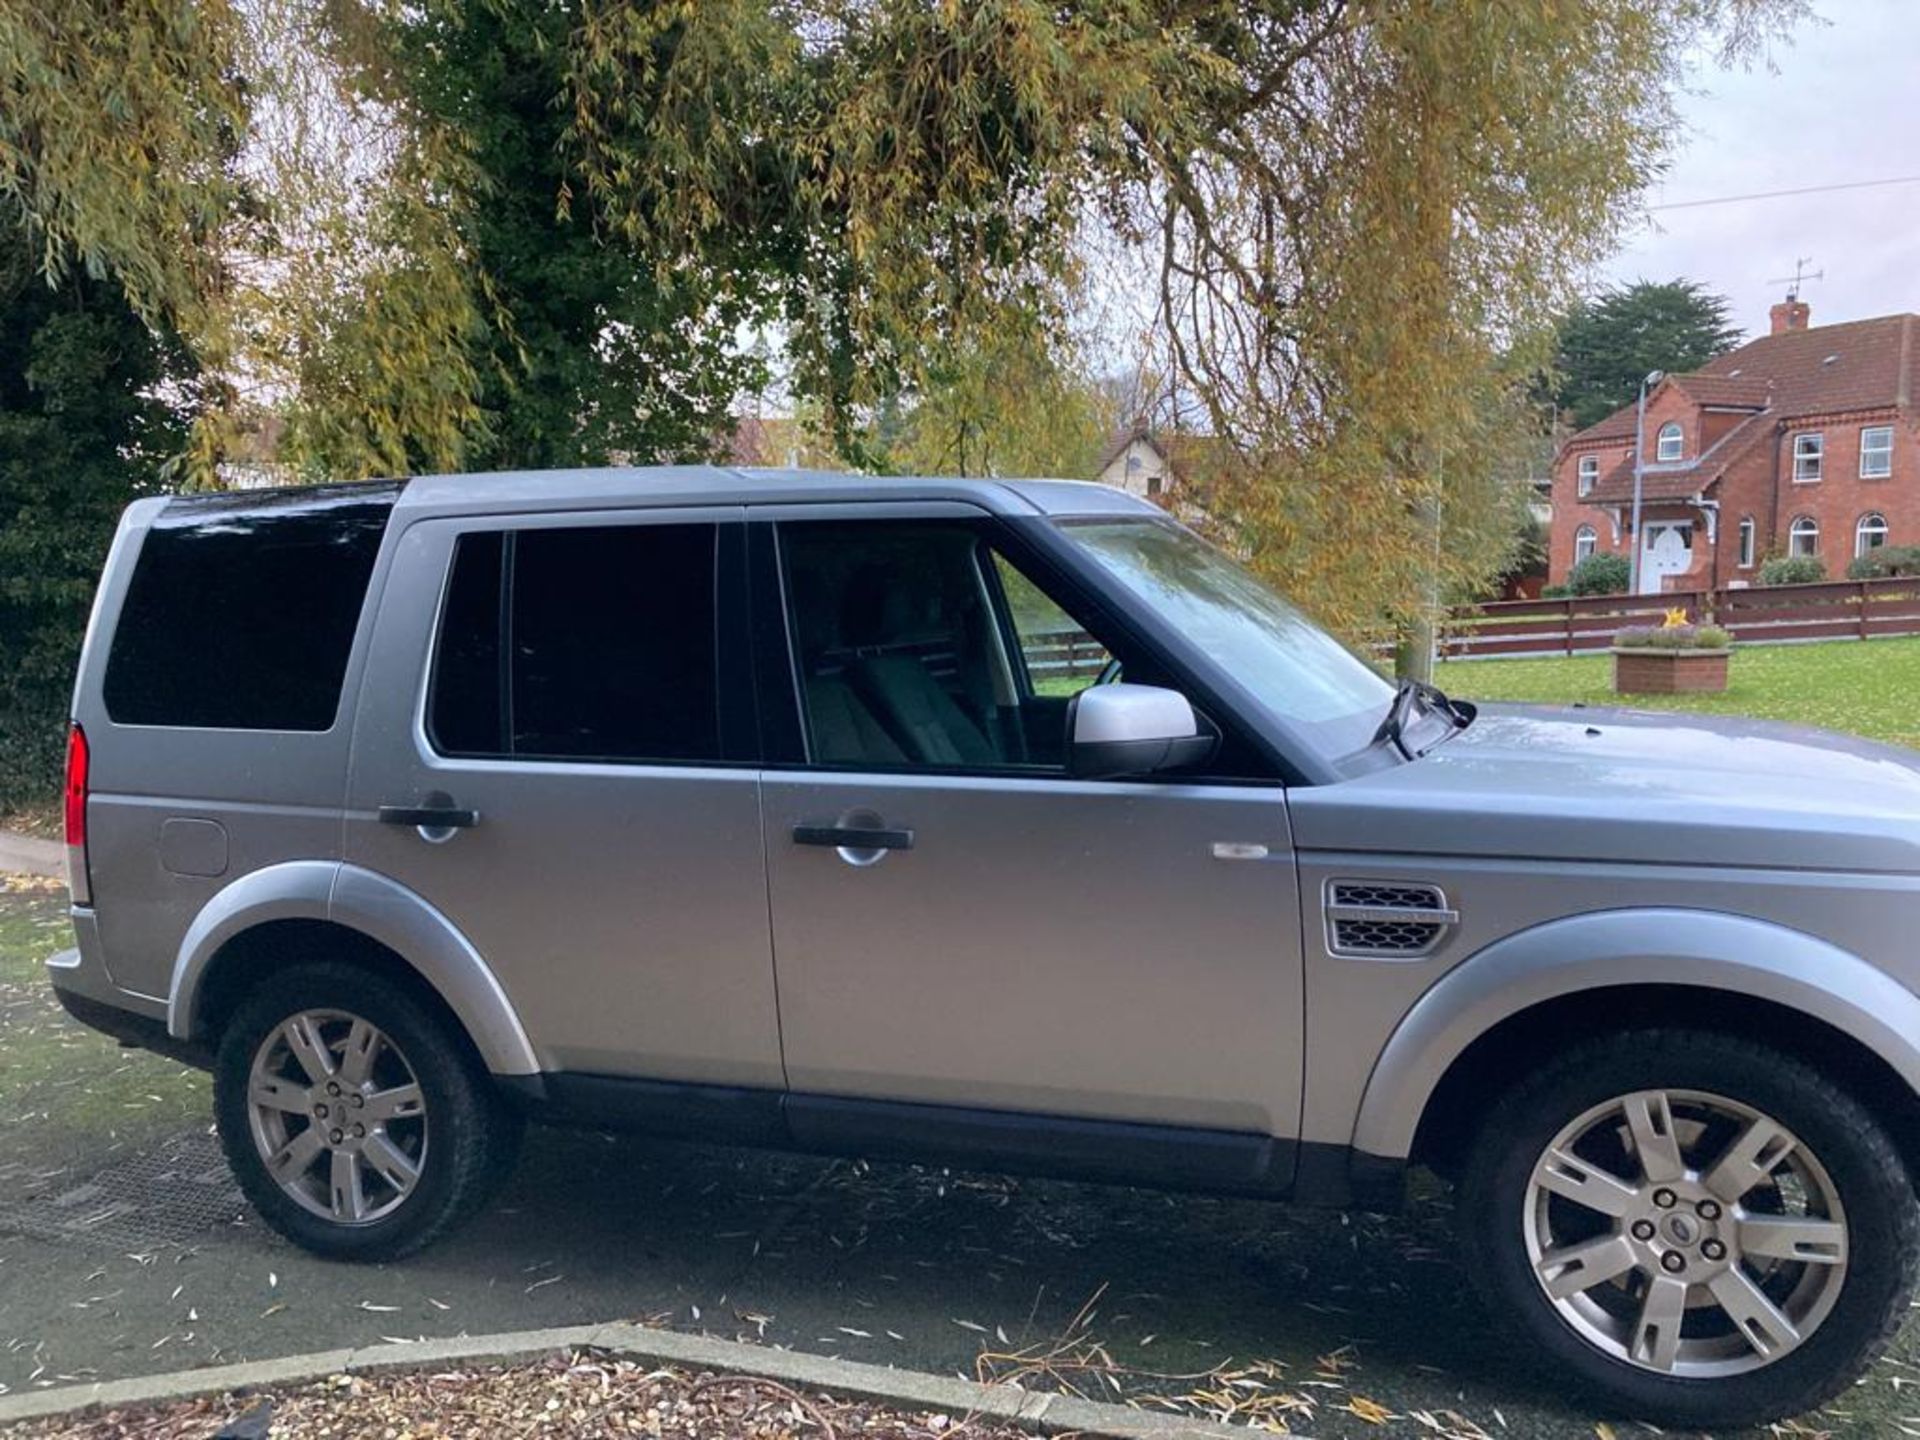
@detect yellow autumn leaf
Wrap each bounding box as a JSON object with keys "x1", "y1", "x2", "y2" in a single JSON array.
[{"x1": 1343, "y1": 1395, "x2": 1395, "y2": 1424}]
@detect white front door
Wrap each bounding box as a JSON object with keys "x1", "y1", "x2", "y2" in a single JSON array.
[{"x1": 1638, "y1": 522, "x2": 1692, "y2": 594}]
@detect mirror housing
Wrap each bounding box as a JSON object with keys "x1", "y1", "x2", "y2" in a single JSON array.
[{"x1": 1066, "y1": 683, "x2": 1217, "y2": 779}]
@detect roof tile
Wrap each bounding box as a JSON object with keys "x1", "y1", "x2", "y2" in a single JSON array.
[
  {"x1": 1565, "y1": 311, "x2": 1917, "y2": 452},
  {"x1": 1586, "y1": 459, "x2": 1706, "y2": 504},
  {"x1": 1697, "y1": 313, "x2": 1916, "y2": 418},
  {"x1": 1669, "y1": 374, "x2": 1771, "y2": 409}
]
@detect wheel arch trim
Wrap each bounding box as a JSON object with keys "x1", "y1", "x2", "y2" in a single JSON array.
[
  {"x1": 167, "y1": 860, "x2": 540, "y2": 1076},
  {"x1": 1351, "y1": 907, "x2": 1920, "y2": 1161}
]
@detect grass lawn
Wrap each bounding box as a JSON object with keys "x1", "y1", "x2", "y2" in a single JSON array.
[
  {"x1": 1438, "y1": 634, "x2": 1920, "y2": 751},
  {"x1": 0, "y1": 874, "x2": 209, "y2": 1184}
]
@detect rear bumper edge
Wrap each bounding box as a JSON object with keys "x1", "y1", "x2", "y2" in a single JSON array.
[{"x1": 51, "y1": 984, "x2": 215, "y2": 1072}]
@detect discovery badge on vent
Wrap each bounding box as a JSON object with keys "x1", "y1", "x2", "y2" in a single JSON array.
[{"x1": 1324, "y1": 881, "x2": 1460, "y2": 958}]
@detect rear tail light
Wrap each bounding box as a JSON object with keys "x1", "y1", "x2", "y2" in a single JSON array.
[{"x1": 64, "y1": 723, "x2": 91, "y2": 903}]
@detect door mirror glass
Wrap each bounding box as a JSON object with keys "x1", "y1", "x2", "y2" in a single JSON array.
[{"x1": 1067, "y1": 683, "x2": 1217, "y2": 778}]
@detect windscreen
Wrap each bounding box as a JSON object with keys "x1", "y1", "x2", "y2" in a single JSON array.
[{"x1": 1058, "y1": 517, "x2": 1392, "y2": 758}]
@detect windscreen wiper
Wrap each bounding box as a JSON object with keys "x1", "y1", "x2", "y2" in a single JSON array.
[{"x1": 1373, "y1": 678, "x2": 1470, "y2": 760}]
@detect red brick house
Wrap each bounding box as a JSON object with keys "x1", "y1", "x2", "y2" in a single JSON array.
[{"x1": 1550, "y1": 301, "x2": 1919, "y2": 593}]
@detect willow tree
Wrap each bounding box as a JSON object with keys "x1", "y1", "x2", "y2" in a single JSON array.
[
  {"x1": 871, "y1": 320, "x2": 1124, "y2": 479},
  {"x1": 0, "y1": 0, "x2": 247, "y2": 476},
  {"x1": 4, "y1": 0, "x2": 1808, "y2": 632},
  {"x1": 561, "y1": 0, "x2": 1805, "y2": 634}
]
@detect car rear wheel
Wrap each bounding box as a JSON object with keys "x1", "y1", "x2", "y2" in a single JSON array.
[
  {"x1": 1459, "y1": 1029, "x2": 1919, "y2": 1429},
  {"x1": 213, "y1": 962, "x2": 521, "y2": 1261}
]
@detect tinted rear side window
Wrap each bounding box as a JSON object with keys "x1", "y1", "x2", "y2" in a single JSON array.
[
  {"x1": 103, "y1": 490, "x2": 396, "y2": 730},
  {"x1": 427, "y1": 531, "x2": 506, "y2": 756},
  {"x1": 428, "y1": 523, "x2": 721, "y2": 764}
]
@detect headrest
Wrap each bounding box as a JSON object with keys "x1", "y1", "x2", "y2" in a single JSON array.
[{"x1": 841, "y1": 566, "x2": 948, "y2": 649}]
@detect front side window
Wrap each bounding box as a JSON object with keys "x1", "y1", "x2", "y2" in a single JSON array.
[
  {"x1": 777, "y1": 521, "x2": 1121, "y2": 773},
  {"x1": 1856, "y1": 513, "x2": 1889, "y2": 557},
  {"x1": 1737, "y1": 516, "x2": 1756, "y2": 568},
  {"x1": 1060, "y1": 517, "x2": 1393, "y2": 758},
  {"x1": 1861, "y1": 425, "x2": 1894, "y2": 479},
  {"x1": 1577, "y1": 454, "x2": 1599, "y2": 496},
  {"x1": 1793, "y1": 432, "x2": 1824, "y2": 482},
  {"x1": 104, "y1": 488, "x2": 397, "y2": 730},
  {"x1": 1574, "y1": 525, "x2": 1597, "y2": 563},
  {"x1": 428, "y1": 523, "x2": 721, "y2": 763},
  {"x1": 1655, "y1": 423, "x2": 1683, "y2": 463},
  {"x1": 1789, "y1": 516, "x2": 1820, "y2": 557},
  {"x1": 992, "y1": 555, "x2": 1114, "y2": 700}
]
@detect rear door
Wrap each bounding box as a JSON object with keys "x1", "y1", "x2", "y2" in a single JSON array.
[
  {"x1": 752, "y1": 508, "x2": 1304, "y2": 1171},
  {"x1": 345, "y1": 508, "x2": 783, "y2": 1087}
]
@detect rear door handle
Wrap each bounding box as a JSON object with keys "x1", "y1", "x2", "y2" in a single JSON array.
[
  {"x1": 792, "y1": 823, "x2": 914, "y2": 851},
  {"x1": 379, "y1": 805, "x2": 480, "y2": 829}
]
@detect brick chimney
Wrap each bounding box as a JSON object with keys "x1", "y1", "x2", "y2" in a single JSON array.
[{"x1": 1770, "y1": 296, "x2": 1811, "y2": 335}]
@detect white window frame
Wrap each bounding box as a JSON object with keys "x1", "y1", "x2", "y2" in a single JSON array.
[
  {"x1": 1856, "y1": 512, "x2": 1889, "y2": 558},
  {"x1": 1792, "y1": 431, "x2": 1824, "y2": 483},
  {"x1": 1860, "y1": 425, "x2": 1893, "y2": 479},
  {"x1": 1789, "y1": 516, "x2": 1820, "y2": 557},
  {"x1": 1576, "y1": 454, "x2": 1598, "y2": 497},
  {"x1": 1574, "y1": 524, "x2": 1597, "y2": 564},
  {"x1": 1737, "y1": 515, "x2": 1756, "y2": 569},
  {"x1": 1655, "y1": 422, "x2": 1683, "y2": 463}
]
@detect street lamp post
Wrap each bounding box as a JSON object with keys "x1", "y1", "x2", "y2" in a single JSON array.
[{"x1": 1628, "y1": 369, "x2": 1664, "y2": 596}]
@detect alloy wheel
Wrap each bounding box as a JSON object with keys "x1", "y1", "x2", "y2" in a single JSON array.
[
  {"x1": 246, "y1": 1009, "x2": 429, "y2": 1226},
  {"x1": 1522, "y1": 1088, "x2": 1848, "y2": 1378}
]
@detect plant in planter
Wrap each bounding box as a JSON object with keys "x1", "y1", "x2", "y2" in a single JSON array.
[{"x1": 1612, "y1": 609, "x2": 1733, "y2": 694}]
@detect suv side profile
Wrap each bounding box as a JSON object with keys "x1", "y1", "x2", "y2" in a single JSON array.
[{"x1": 51, "y1": 467, "x2": 1920, "y2": 1428}]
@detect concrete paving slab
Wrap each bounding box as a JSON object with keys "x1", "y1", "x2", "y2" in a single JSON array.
[{"x1": 0, "y1": 1321, "x2": 1242, "y2": 1439}]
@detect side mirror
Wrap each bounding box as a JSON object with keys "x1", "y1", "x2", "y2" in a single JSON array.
[{"x1": 1066, "y1": 683, "x2": 1218, "y2": 779}]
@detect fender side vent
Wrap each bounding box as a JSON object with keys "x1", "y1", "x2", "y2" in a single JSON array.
[{"x1": 1325, "y1": 881, "x2": 1459, "y2": 959}]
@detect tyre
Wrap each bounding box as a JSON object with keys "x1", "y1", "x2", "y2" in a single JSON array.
[
  {"x1": 1459, "y1": 1029, "x2": 1919, "y2": 1429},
  {"x1": 213, "y1": 962, "x2": 522, "y2": 1261}
]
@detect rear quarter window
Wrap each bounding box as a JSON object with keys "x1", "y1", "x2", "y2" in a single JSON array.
[{"x1": 102, "y1": 488, "x2": 397, "y2": 730}]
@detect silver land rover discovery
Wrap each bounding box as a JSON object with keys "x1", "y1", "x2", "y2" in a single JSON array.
[{"x1": 48, "y1": 467, "x2": 1920, "y2": 1426}]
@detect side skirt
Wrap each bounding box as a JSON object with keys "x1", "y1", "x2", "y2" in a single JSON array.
[{"x1": 503, "y1": 1072, "x2": 1406, "y2": 1211}]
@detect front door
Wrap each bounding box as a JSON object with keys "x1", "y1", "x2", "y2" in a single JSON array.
[
  {"x1": 345, "y1": 509, "x2": 783, "y2": 1088},
  {"x1": 1638, "y1": 522, "x2": 1693, "y2": 594},
  {"x1": 754, "y1": 510, "x2": 1304, "y2": 1169}
]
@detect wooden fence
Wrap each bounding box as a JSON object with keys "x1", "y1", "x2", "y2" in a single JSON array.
[
  {"x1": 1441, "y1": 576, "x2": 1920, "y2": 659},
  {"x1": 1023, "y1": 628, "x2": 1112, "y2": 681},
  {"x1": 1022, "y1": 577, "x2": 1920, "y2": 671}
]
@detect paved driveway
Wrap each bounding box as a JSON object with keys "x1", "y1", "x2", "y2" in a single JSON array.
[
  {"x1": 2, "y1": 879, "x2": 1913, "y2": 1438},
  {"x1": 0, "y1": 832, "x2": 59, "y2": 879}
]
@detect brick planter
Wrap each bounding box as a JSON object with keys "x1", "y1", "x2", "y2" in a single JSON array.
[{"x1": 1612, "y1": 646, "x2": 1731, "y2": 695}]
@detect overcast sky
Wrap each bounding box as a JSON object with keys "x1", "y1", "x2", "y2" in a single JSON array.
[{"x1": 1601, "y1": 0, "x2": 1919, "y2": 340}]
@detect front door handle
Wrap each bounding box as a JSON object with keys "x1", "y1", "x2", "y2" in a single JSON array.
[{"x1": 792, "y1": 823, "x2": 914, "y2": 851}]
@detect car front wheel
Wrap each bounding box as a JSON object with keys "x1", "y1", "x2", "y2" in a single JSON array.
[
  {"x1": 1460, "y1": 1029, "x2": 1919, "y2": 1429},
  {"x1": 213, "y1": 962, "x2": 521, "y2": 1261}
]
